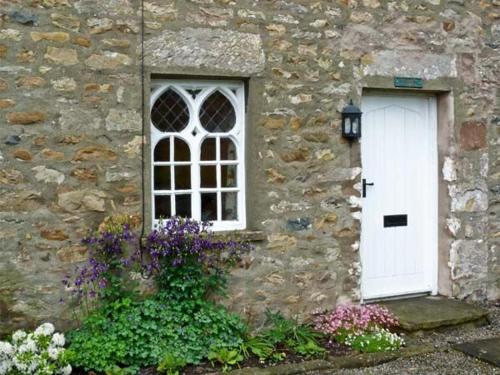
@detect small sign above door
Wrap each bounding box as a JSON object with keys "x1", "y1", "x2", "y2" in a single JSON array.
[{"x1": 394, "y1": 77, "x2": 424, "y2": 89}]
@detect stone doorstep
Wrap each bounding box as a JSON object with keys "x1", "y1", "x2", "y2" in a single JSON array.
[
  {"x1": 229, "y1": 345, "x2": 435, "y2": 375},
  {"x1": 379, "y1": 296, "x2": 490, "y2": 332},
  {"x1": 453, "y1": 337, "x2": 500, "y2": 368}
]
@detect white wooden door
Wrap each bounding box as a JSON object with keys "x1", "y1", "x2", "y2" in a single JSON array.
[{"x1": 360, "y1": 94, "x2": 438, "y2": 300}]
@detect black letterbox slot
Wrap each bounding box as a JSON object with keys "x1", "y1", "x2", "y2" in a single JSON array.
[{"x1": 384, "y1": 214, "x2": 408, "y2": 228}]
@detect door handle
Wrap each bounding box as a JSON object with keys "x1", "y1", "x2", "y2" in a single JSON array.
[{"x1": 362, "y1": 178, "x2": 374, "y2": 198}]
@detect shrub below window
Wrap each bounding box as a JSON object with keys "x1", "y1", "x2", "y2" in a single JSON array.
[{"x1": 66, "y1": 217, "x2": 251, "y2": 373}]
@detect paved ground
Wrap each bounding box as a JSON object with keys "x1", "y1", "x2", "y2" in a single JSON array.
[
  {"x1": 332, "y1": 350, "x2": 499, "y2": 374},
  {"x1": 380, "y1": 296, "x2": 489, "y2": 331},
  {"x1": 454, "y1": 337, "x2": 500, "y2": 367}
]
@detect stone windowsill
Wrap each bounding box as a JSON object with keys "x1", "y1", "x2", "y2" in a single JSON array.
[{"x1": 140, "y1": 230, "x2": 265, "y2": 243}]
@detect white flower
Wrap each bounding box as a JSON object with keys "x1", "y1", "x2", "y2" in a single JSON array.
[
  {"x1": 17, "y1": 338, "x2": 37, "y2": 354},
  {"x1": 51, "y1": 333, "x2": 65, "y2": 347},
  {"x1": 27, "y1": 359, "x2": 39, "y2": 373},
  {"x1": 0, "y1": 359, "x2": 12, "y2": 375},
  {"x1": 60, "y1": 364, "x2": 72, "y2": 375},
  {"x1": 34, "y1": 323, "x2": 55, "y2": 337},
  {"x1": 12, "y1": 357, "x2": 28, "y2": 372},
  {"x1": 0, "y1": 341, "x2": 14, "y2": 358},
  {"x1": 48, "y1": 347, "x2": 61, "y2": 360},
  {"x1": 12, "y1": 330, "x2": 27, "y2": 344}
]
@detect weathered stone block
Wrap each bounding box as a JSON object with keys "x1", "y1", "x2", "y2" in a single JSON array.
[
  {"x1": 51, "y1": 13, "x2": 80, "y2": 31},
  {"x1": 41, "y1": 229, "x2": 69, "y2": 241},
  {"x1": 58, "y1": 189, "x2": 107, "y2": 212},
  {"x1": 363, "y1": 51, "x2": 457, "y2": 79},
  {"x1": 51, "y1": 77, "x2": 76, "y2": 92},
  {"x1": 84, "y1": 52, "x2": 132, "y2": 70},
  {"x1": 303, "y1": 131, "x2": 329, "y2": 143},
  {"x1": 262, "y1": 117, "x2": 285, "y2": 130},
  {"x1": 459, "y1": 121, "x2": 487, "y2": 150},
  {"x1": 16, "y1": 76, "x2": 46, "y2": 89},
  {"x1": 0, "y1": 169, "x2": 23, "y2": 184},
  {"x1": 73, "y1": 145, "x2": 117, "y2": 161},
  {"x1": 450, "y1": 240, "x2": 488, "y2": 281},
  {"x1": 266, "y1": 168, "x2": 286, "y2": 183},
  {"x1": 286, "y1": 218, "x2": 312, "y2": 231},
  {"x1": 72, "y1": 36, "x2": 91, "y2": 47},
  {"x1": 449, "y1": 184, "x2": 488, "y2": 212},
  {"x1": 59, "y1": 108, "x2": 101, "y2": 131},
  {"x1": 44, "y1": 47, "x2": 78, "y2": 65},
  {"x1": 0, "y1": 29, "x2": 21, "y2": 41},
  {"x1": 143, "y1": 28, "x2": 265, "y2": 74},
  {"x1": 13, "y1": 149, "x2": 32, "y2": 161},
  {"x1": 10, "y1": 10, "x2": 38, "y2": 25},
  {"x1": 267, "y1": 234, "x2": 297, "y2": 250},
  {"x1": 87, "y1": 18, "x2": 113, "y2": 34},
  {"x1": 57, "y1": 245, "x2": 87, "y2": 263},
  {"x1": 7, "y1": 112, "x2": 46, "y2": 124},
  {"x1": 31, "y1": 31, "x2": 69, "y2": 42},
  {"x1": 105, "y1": 109, "x2": 141, "y2": 131},
  {"x1": 71, "y1": 168, "x2": 97, "y2": 181},
  {"x1": 0, "y1": 99, "x2": 15, "y2": 108},
  {"x1": 280, "y1": 148, "x2": 309, "y2": 162},
  {"x1": 0, "y1": 78, "x2": 7, "y2": 91},
  {"x1": 41, "y1": 148, "x2": 65, "y2": 160},
  {"x1": 32, "y1": 166, "x2": 65, "y2": 184}
]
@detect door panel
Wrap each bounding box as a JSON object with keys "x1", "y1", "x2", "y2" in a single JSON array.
[{"x1": 361, "y1": 95, "x2": 438, "y2": 300}]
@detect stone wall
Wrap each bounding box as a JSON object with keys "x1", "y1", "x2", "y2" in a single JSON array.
[{"x1": 0, "y1": 0, "x2": 498, "y2": 333}]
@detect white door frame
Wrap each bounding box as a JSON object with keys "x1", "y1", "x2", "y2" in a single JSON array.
[{"x1": 360, "y1": 93, "x2": 438, "y2": 301}]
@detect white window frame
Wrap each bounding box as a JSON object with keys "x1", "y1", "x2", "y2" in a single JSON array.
[{"x1": 150, "y1": 79, "x2": 246, "y2": 231}]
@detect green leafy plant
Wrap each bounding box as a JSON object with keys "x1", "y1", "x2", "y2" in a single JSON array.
[
  {"x1": 68, "y1": 295, "x2": 246, "y2": 372},
  {"x1": 240, "y1": 335, "x2": 275, "y2": 362},
  {"x1": 264, "y1": 310, "x2": 324, "y2": 357},
  {"x1": 208, "y1": 347, "x2": 244, "y2": 372},
  {"x1": 293, "y1": 340, "x2": 325, "y2": 358},
  {"x1": 157, "y1": 353, "x2": 187, "y2": 375},
  {"x1": 105, "y1": 365, "x2": 137, "y2": 375},
  {"x1": 240, "y1": 310, "x2": 325, "y2": 364}
]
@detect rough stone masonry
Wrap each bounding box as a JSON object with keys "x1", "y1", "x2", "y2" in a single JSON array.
[{"x1": 0, "y1": 0, "x2": 498, "y2": 333}]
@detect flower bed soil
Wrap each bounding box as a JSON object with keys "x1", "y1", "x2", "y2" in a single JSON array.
[
  {"x1": 184, "y1": 340, "x2": 352, "y2": 375},
  {"x1": 72, "y1": 339, "x2": 352, "y2": 375}
]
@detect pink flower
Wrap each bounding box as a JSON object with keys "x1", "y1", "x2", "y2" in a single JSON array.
[{"x1": 314, "y1": 303, "x2": 399, "y2": 336}]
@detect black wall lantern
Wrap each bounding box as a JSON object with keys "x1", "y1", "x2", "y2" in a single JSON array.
[{"x1": 341, "y1": 100, "x2": 362, "y2": 141}]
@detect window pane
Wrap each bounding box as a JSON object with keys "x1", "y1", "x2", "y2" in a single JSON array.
[
  {"x1": 201, "y1": 193, "x2": 217, "y2": 221},
  {"x1": 174, "y1": 166, "x2": 191, "y2": 189},
  {"x1": 200, "y1": 91, "x2": 236, "y2": 132},
  {"x1": 154, "y1": 138, "x2": 170, "y2": 161},
  {"x1": 155, "y1": 195, "x2": 171, "y2": 219},
  {"x1": 151, "y1": 89, "x2": 189, "y2": 132},
  {"x1": 174, "y1": 137, "x2": 190, "y2": 161},
  {"x1": 220, "y1": 138, "x2": 237, "y2": 160},
  {"x1": 154, "y1": 166, "x2": 171, "y2": 190},
  {"x1": 222, "y1": 192, "x2": 237, "y2": 220},
  {"x1": 221, "y1": 165, "x2": 237, "y2": 187},
  {"x1": 200, "y1": 165, "x2": 216, "y2": 188},
  {"x1": 175, "y1": 194, "x2": 191, "y2": 217},
  {"x1": 200, "y1": 138, "x2": 216, "y2": 161}
]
